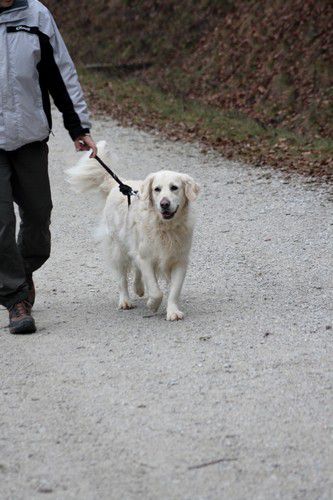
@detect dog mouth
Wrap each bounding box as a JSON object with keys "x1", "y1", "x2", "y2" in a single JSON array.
[{"x1": 161, "y1": 207, "x2": 178, "y2": 220}]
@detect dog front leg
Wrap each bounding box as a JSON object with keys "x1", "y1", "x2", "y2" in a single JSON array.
[
  {"x1": 139, "y1": 259, "x2": 163, "y2": 312},
  {"x1": 108, "y1": 241, "x2": 134, "y2": 310},
  {"x1": 167, "y1": 263, "x2": 187, "y2": 321},
  {"x1": 115, "y1": 267, "x2": 135, "y2": 310}
]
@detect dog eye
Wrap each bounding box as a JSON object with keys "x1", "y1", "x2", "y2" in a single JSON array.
[
  {"x1": 170, "y1": 185, "x2": 178, "y2": 191},
  {"x1": 154, "y1": 187, "x2": 161, "y2": 192}
]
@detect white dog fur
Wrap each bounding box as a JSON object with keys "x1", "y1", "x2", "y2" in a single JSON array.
[{"x1": 66, "y1": 141, "x2": 200, "y2": 321}]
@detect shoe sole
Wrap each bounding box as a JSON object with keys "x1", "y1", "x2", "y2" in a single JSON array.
[{"x1": 10, "y1": 318, "x2": 36, "y2": 335}]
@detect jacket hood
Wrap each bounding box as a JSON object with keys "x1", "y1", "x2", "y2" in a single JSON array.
[
  {"x1": 0, "y1": 0, "x2": 91, "y2": 150},
  {"x1": 0, "y1": 0, "x2": 28, "y2": 16}
]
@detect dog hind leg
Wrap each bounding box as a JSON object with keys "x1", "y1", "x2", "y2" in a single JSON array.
[
  {"x1": 139, "y1": 259, "x2": 163, "y2": 312},
  {"x1": 134, "y1": 268, "x2": 145, "y2": 297}
]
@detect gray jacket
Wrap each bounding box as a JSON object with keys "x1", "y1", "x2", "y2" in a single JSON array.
[{"x1": 0, "y1": 0, "x2": 91, "y2": 151}]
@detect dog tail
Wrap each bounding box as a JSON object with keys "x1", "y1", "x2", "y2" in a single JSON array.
[{"x1": 66, "y1": 140, "x2": 117, "y2": 198}]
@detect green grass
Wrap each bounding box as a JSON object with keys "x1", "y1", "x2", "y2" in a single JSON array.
[
  {"x1": 80, "y1": 69, "x2": 333, "y2": 173},
  {"x1": 81, "y1": 70, "x2": 267, "y2": 139}
]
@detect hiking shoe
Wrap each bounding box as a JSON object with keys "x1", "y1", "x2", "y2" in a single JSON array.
[
  {"x1": 26, "y1": 274, "x2": 35, "y2": 311},
  {"x1": 8, "y1": 301, "x2": 36, "y2": 334}
]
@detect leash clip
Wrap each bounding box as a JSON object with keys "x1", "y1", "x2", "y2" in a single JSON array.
[
  {"x1": 95, "y1": 154, "x2": 138, "y2": 207},
  {"x1": 118, "y1": 184, "x2": 139, "y2": 206}
]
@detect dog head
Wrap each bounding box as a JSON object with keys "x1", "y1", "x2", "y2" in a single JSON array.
[{"x1": 140, "y1": 170, "x2": 200, "y2": 221}]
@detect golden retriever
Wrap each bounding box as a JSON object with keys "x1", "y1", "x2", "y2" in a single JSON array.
[{"x1": 67, "y1": 141, "x2": 200, "y2": 321}]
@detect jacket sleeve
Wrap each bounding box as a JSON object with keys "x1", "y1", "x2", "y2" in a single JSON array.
[{"x1": 39, "y1": 10, "x2": 91, "y2": 140}]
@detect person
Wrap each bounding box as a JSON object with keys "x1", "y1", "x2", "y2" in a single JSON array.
[{"x1": 0, "y1": 0, "x2": 97, "y2": 334}]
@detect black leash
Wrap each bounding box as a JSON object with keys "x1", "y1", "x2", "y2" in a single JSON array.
[{"x1": 94, "y1": 154, "x2": 138, "y2": 206}]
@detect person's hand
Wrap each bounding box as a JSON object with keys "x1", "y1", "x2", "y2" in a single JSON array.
[{"x1": 74, "y1": 134, "x2": 98, "y2": 158}]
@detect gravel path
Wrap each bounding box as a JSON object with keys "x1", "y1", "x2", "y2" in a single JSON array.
[{"x1": 0, "y1": 112, "x2": 332, "y2": 500}]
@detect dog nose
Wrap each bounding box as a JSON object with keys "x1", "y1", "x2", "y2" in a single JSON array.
[{"x1": 160, "y1": 198, "x2": 170, "y2": 210}]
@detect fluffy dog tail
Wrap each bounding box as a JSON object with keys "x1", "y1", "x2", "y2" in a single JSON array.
[{"x1": 66, "y1": 140, "x2": 117, "y2": 199}]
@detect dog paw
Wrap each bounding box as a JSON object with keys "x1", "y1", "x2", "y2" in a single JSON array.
[
  {"x1": 167, "y1": 308, "x2": 184, "y2": 321},
  {"x1": 147, "y1": 293, "x2": 163, "y2": 312},
  {"x1": 118, "y1": 299, "x2": 135, "y2": 310}
]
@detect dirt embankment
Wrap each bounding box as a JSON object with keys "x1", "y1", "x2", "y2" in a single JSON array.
[
  {"x1": 44, "y1": 0, "x2": 332, "y2": 136},
  {"x1": 44, "y1": 0, "x2": 332, "y2": 180}
]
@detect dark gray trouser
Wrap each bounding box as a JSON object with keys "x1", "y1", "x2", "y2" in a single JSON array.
[{"x1": 0, "y1": 141, "x2": 52, "y2": 309}]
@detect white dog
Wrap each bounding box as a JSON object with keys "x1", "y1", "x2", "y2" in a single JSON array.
[{"x1": 67, "y1": 141, "x2": 200, "y2": 321}]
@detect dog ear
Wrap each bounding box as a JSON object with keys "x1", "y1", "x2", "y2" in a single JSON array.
[
  {"x1": 182, "y1": 174, "x2": 200, "y2": 202},
  {"x1": 140, "y1": 173, "x2": 154, "y2": 201}
]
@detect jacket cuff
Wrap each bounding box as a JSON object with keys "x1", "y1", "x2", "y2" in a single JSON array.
[{"x1": 70, "y1": 127, "x2": 90, "y2": 141}]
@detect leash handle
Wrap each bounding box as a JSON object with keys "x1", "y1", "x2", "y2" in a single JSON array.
[{"x1": 95, "y1": 154, "x2": 137, "y2": 206}]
